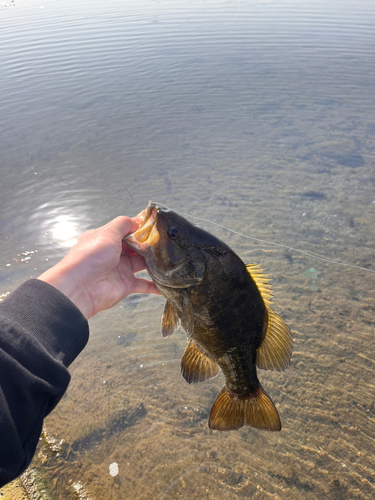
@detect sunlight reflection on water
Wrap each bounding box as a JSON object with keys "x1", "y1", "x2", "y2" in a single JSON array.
[{"x1": 51, "y1": 214, "x2": 78, "y2": 248}]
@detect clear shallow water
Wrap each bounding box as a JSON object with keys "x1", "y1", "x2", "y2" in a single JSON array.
[{"x1": 1, "y1": 0, "x2": 375, "y2": 498}]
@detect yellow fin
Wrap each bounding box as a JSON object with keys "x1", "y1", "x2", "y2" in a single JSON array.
[
  {"x1": 180, "y1": 290, "x2": 195, "y2": 338},
  {"x1": 181, "y1": 340, "x2": 220, "y2": 384},
  {"x1": 256, "y1": 307, "x2": 293, "y2": 371},
  {"x1": 161, "y1": 300, "x2": 179, "y2": 338},
  {"x1": 209, "y1": 386, "x2": 281, "y2": 431},
  {"x1": 246, "y1": 264, "x2": 272, "y2": 306}
]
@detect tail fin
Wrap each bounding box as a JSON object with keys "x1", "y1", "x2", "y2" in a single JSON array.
[{"x1": 208, "y1": 386, "x2": 281, "y2": 431}]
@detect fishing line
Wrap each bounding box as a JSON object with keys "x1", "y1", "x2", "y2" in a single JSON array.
[{"x1": 168, "y1": 206, "x2": 374, "y2": 274}]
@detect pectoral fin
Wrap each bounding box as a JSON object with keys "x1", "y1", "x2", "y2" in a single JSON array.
[
  {"x1": 180, "y1": 290, "x2": 195, "y2": 337},
  {"x1": 161, "y1": 300, "x2": 180, "y2": 338},
  {"x1": 181, "y1": 340, "x2": 220, "y2": 384},
  {"x1": 256, "y1": 307, "x2": 293, "y2": 371}
]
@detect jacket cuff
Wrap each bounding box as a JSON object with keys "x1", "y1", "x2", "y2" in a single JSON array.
[{"x1": 0, "y1": 279, "x2": 89, "y2": 367}]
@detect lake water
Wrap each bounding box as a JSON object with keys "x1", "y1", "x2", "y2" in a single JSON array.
[{"x1": 1, "y1": 0, "x2": 375, "y2": 498}]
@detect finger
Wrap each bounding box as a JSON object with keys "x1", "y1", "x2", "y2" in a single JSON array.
[
  {"x1": 105, "y1": 216, "x2": 141, "y2": 241},
  {"x1": 129, "y1": 254, "x2": 147, "y2": 274},
  {"x1": 131, "y1": 277, "x2": 160, "y2": 295}
]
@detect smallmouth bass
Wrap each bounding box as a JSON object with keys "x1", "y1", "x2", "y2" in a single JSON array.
[{"x1": 125, "y1": 202, "x2": 292, "y2": 431}]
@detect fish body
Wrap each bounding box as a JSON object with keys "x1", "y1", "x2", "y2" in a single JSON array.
[{"x1": 125, "y1": 202, "x2": 292, "y2": 431}]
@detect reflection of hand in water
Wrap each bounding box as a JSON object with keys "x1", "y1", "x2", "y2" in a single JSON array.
[{"x1": 38, "y1": 216, "x2": 159, "y2": 319}]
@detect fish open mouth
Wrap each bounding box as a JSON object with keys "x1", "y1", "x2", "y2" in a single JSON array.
[{"x1": 125, "y1": 202, "x2": 160, "y2": 252}]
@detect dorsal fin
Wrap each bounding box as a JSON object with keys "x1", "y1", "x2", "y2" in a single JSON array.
[
  {"x1": 256, "y1": 307, "x2": 293, "y2": 371},
  {"x1": 246, "y1": 264, "x2": 272, "y2": 306},
  {"x1": 181, "y1": 340, "x2": 220, "y2": 384},
  {"x1": 246, "y1": 263, "x2": 293, "y2": 371}
]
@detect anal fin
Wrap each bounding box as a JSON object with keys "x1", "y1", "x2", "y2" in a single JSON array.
[
  {"x1": 161, "y1": 300, "x2": 179, "y2": 338},
  {"x1": 209, "y1": 386, "x2": 281, "y2": 432},
  {"x1": 181, "y1": 341, "x2": 220, "y2": 384},
  {"x1": 256, "y1": 307, "x2": 293, "y2": 371}
]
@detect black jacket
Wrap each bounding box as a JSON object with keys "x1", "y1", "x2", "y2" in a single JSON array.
[{"x1": 0, "y1": 279, "x2": 89, "y2": 487}]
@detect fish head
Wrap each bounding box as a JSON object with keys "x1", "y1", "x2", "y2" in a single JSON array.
[{"x1": 125, "y1": 201, "x2": 207, "y2": 288}]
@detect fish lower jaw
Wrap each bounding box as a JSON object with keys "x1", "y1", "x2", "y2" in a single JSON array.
[
  {"x1": 136, "y1": 208, "x2": 158, "y2": 240},
  {"x1": 125, "y1": 208, "x2": 160, "y2": 250},
  {"x1": 123, "y1": 235, "x2": 148, "y2": 254}
]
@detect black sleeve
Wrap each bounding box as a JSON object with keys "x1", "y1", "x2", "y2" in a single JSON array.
[{"x1": 0, "y1": 279, "x2": 89, "y2": 487}]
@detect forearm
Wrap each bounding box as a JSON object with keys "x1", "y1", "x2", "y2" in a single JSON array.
[{"x1": 0, "y1": 280, "x2": 89, "y2": 487}]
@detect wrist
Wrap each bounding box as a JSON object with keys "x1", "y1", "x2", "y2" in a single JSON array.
[{"x1": 38, "y1": 263, "x2": 93, "y2": 320}]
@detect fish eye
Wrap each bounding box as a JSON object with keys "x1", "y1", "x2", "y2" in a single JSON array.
[{"x1": 167, "y1": 227, "x2": 181, "y2": 240}]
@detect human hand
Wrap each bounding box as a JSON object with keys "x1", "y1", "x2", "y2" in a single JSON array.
[{"x1": 38, "y1": 216, "x2": 159, "y2": 319}]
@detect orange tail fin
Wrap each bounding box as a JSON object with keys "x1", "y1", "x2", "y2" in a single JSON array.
[{"x1": 208, "y1": 386, "x2": 281, "y2": 431}]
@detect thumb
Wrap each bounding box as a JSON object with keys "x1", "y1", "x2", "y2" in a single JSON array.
[{"x1": 104, "y1": 216, "x2": 141, "y2": 240}]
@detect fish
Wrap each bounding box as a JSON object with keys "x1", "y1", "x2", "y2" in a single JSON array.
[{"x1": 125, "y1": 201, "x2": 293, "y2": 431}]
